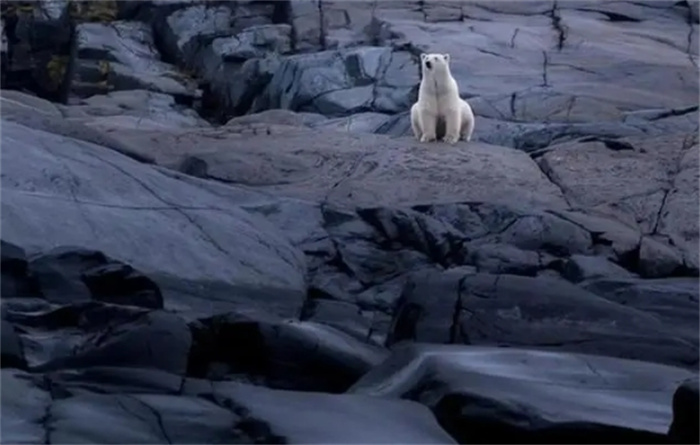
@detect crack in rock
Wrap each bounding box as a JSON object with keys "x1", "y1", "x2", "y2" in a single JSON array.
[
  {"x1": 541, "y1": 50, "x2": 549, "y2": 87},
  {"x1": 549, "y1": 0, "x2": 567, "y2": 51}
]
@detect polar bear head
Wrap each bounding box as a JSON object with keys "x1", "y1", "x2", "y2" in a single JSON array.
[{"x1": 420, "y1": 53, "x2": 451, "y2": 77}]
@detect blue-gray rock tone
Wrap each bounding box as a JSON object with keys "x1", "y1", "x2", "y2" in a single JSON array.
[{"x1": 1, "y1": 1, "x2": 698, "y2": 444}]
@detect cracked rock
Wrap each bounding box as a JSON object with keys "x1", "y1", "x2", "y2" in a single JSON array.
[
  {"x1": 350, "y1": 343, "x2": 697, "y2": 443},
  {"x1": 72, "y1": 21, "x2": 199, "y2": 100},
  {"x1": 388, "y1": 268, "x2": 698, "y2": 368},
  {"x1": 28, "y1": 247, "x2": 164, "y2": 309},
  {"x1": 251, "y1": 46, "x2": 419, "y2": 116}
]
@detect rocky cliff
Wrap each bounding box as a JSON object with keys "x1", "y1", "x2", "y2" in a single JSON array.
[{"x1": 1, "y1": 1, "x2": 698, "y2": 444}]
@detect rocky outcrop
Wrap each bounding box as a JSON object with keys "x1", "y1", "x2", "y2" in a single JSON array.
[
  {"x1": 349, "y1": 343, "x2": 696, "y2": 443},
  {"x1": 1, "y1": 1, "x2": 698, "y2": 443}
]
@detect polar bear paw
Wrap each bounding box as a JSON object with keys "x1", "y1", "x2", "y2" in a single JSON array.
[{"x1": 443, "y1": 133, "x2": 460, "y2": 145}]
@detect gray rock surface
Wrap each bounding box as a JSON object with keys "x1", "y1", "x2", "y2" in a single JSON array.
[
  {"x1": 349, "y1": 343, "x2": 696, "y2": 443},
  {"x1": 72, "y1": 21, "x2": 199, "y2": 99},
  {"x1": 387, "y1": 267, "x2": 698, "y2": 368},
  {"x1": 1, "y1": 1, "x2": 698, "y2": 443},
  {"x1": 1, "y1": 368, "x2": 456, "y2": 444},
  {"x1": 100, "y1": 124, "x2": 569, "y2": 209},
  {"x1": 668, "y1": 377, "x2": 700, "y2": 444},
  {"x1": 1, "y1": 119, "x2": 307, "y2": 318},
  {"x1": 61, "y1": 89, "x2": 211, "y2": 131}
]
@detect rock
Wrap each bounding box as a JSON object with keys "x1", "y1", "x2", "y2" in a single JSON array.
[
  {"x1": 668, "y1": 378, "x2": 700, "y2": 444},
  {"x1": 537, "y1": 137, "x2": 672, "y2": 230},
  {"x1": 48, "y1": 366, "x2": 185, "y2": 395},
  {"x1": 155, "y1": 4, "x2": 235, "y2": 66},
  {"x1": 226, "y1": 108, "x2": 324, "y2": 128},
  {"x1": 0, "y1": 0, "x2": 72, "y2": 100},
  {"x1": 189, "y1": 380, "x2": 457, "y2": 444},
  {"x1": 689, "y1": 1, "x2": 700, "y2": 24},
  {"x1": 1, "y1": 240, "x2": 39, "y2": 299},
  {"x1": 1, "y1": 319, "x2": 27, "y2": 370},
  {"x1": 1, "y1": 368, "x2": 456, "y2": 444},
  {"x1": 1, "y1": 2, "x2": 699, "y2": 442},
  {"x1": 284, "y1": 0, "x2": 324, "y2": 53},
  {"x1": 1, "y1": 90, "x2": 156, "y2": 164},
  {"x1": 547, "y1": 209, "x2": 643, "y2": 265},
  {"x1": 1, "y1": 118, "x2": 307, "y2": 319},
  {"x1": 559, "y1": 254, "x2": 636, "y2": 283},
  {"x1": 28, "y1": 247, "x2": 163, "y2": 309},
  {"x1": 349, "y1": 343, "x2": 696, "y2": 443},
  {"x1": 152, "y1": 4, "x2": 287, "y2": 119},
  {"x1": 478, "y1": 210, "x2": 593, "y2": 256},
  {"x1": 388, "y1": 268, "x2": 698, "y2": 368},
  {"x1": 61, "y1": 90, "x2": 210, "y2": 131},
  {"x1": 204, "y1": 54, "x2": 284, "y2": 117},
  {"x1": 188, "y1": 310, "x2": 387, "y2": 392},
  {"x1": 656, "y1": 142, "x2": 700, "y2": 273},
  {"x1": 213, "y1": 24, "x2": 292, "y2": 61},
  {"x1": 582, "y1": 277, "x2": 699, "y2": 344},
  {"x1": 1, "y1": 370, "x2": 52, "y2": 444},
  {"x1": 32, "y1": 308, "x2": 191, "y2": 374},
  {"x1": 466, "y1": 243, "x2": 547, "y2": 276},
  {"x1": 536, "y1": 135, "x2": 699, "y2": 273},
  {"x1": 0, "y1": 88, "x2": 63, "y2": 117},
  {"x1": 71, "y1": 21, "x2": 199, "y2": 100},
  {"x1": 251, "y1": 47, "x2": 419, "y2": 116},
  {"x1": 103, "y1": 125, "x2": 568, "y2": 210},
  {"x1": 310, "y1": 112, "x2": 393, "y2": 134},
  {"x1": 638, "y1": 236, "x2": 685, "y2": 278},
  {"x1": 299, "y1": 298, "x2": 376, "y2": 343},
  {"x1": 48, "y1": 390, "x2": 244, "y2": 443},
  {"x1": 5, "y1": 301, "x2": 144, "y2": 367}
]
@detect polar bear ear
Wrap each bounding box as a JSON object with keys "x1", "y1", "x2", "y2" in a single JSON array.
[
  {"x1": 420, "y1": 53, "x2": 428, "y2": 61},
  {"x1": 443, "y1": 53, "x2": 450, "y2": 63}
]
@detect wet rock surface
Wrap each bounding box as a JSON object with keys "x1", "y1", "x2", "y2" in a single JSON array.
[{"x1": 1, "y1": 1, "x2": 698, "y2": 444}]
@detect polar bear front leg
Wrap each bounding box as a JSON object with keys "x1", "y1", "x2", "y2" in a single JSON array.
[
  {"x1": 443, "y1": 109, "x2": 461, "y2": 145},
  {"x1": 410, "y1": 103, "x2": 423, "y2": 141},
  {"x1": 460, "y1": 100, "x2": 475, "y2": 142},
  {"x1": 419, "y1": 110, "x2": 437, "y2": 143}
]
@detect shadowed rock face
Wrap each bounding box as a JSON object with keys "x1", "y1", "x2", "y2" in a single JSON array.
[
  {"x1": 349, "y1": 343, "x2": 697, "y2": 444},
  {"x1": 1, "y1": 1, "x2": 698, "y2": 444}
]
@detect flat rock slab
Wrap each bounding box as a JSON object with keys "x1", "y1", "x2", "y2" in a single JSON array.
[
  {"x1": 61, "y1": 89, "x2": 210, "y2": 131},
  {"x1": 349, "y1": 343, "x2": 698, "y2": 443},
  {"x1": 388, "y1": 268, "x2": 698, "y2": 369},
  {"x1": 538, "y1": 133, "x2": 699, "y2": 273},
  {"x1": 1, "y1": 368, "x2": 456, "y2": 444},
  {"x1": 0, "y1": 119, "x2": 307, "y2": 317},
  {"x1": 104, "y1": 125, "x2": 569, "y2": 209}
]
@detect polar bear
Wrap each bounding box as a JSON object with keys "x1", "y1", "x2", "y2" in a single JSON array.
[{"x1": 410, "y1": 53, "x2": 475, "y2": 144}]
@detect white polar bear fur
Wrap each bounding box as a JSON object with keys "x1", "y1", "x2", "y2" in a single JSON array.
[{"x1": 410, "y1": 53, "x2": 475, "y2": 144}]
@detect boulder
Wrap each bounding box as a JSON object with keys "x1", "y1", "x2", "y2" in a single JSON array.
[
  {"x1": 668, "y1": 378, "x2": 700, "y2": 444},
  {"x1": 101, "y1": 124, "x2": 569, "y2": 210},
  {"x1": 188, "y1": 310, "x2": 387, "y2": 392},
  {"x1": 251, "y1": 47, "x2": 419, "y2": 116},
  {"x1": 1, "y1": 319, "x2": 27, "y2": 370},
  {"x1": 61, "y1": 90, "x2": 210, "y2": 131},
  {"x1": 387, "y1": 268, "x2": 698, "y2": 368},
  {"x1": 28, "y1": 247, "x2": 163, "y2": 309},
  {"x1": 1, "y1": 368, "x2": 456, "y2": 444},
  {"x1": 71, "y1": 21, "x2": 199, "y2": 100},
  {"x1": 350, "y1": 343, "x2": 696, "y2": 443},
  {"x1": 1, "y1": 118, "x2": 307, "y2": 320}
]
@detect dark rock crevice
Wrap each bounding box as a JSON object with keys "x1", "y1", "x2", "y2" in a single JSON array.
[
  {"x1": 548, "y1": 0, "x2": 567, "y2": 51},
  {"x1": 534, "y1": 156, "x2": 573, "y2": 208}
]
